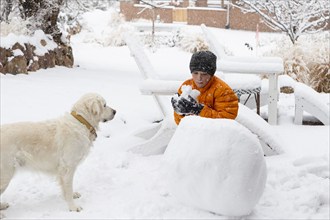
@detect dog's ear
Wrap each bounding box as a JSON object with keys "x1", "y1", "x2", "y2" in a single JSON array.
[{"x1": 90, "y1": 100, "x2": 102, "y2": 116}]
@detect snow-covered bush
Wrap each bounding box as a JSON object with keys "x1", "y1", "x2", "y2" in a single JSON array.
[
  {"x1": 141, "y1": 31, "x2": 183, "y2": 51},
  {"x1": 98, "y1": 11, "x2": 135, "y2": 47},
  {"x1": 307, "y1": 44, "x2": 330, "y2": 93},
  {"x1": 283, "y1": 43, "x2": 310, "y2": 84},
  {"x1": 58, "y1": 12, "x2": 82, "y2": 34},
  {"x1": 0, "y1": 17, "x2": 32, "y2": 37},
  {"x1": 136, "y1": 28, "x2": 212, "y2": 54},
  {"x1": 178, "y1": 28, "x2": 209, "y2": 53},
  {"x1": 266, "y1": 33, "x2": 330, "y2": 93},
  {"x1": 58, "y1": 1, "x2": 117, "y2": 38},
  {"x1": 79, "y1": 9, "x2": 134, "y2": 47}
]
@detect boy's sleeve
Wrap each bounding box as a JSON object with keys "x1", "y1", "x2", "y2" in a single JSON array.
[{"x1": 199, "y1": 88, "x2": 239, "y2": 119}]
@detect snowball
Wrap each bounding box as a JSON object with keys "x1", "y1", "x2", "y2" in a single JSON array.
[
  {"x1": 172, "y1": 85, "x2": 200, "y2": 106},
  {"x1": 180, "y1": 85, "x2": 200, "y2": 100},
  {"x1": 163, "y1": 117, "x2": 267, "y2": 217}
]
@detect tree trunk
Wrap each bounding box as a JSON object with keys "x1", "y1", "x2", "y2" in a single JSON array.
[{"x1": 18, "y1": 0, "x2": 64, "y2": 44}]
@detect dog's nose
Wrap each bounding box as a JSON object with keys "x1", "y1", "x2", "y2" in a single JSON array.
[{"x1": 113, "y1": 109, "x2": 116, "y2": 115}]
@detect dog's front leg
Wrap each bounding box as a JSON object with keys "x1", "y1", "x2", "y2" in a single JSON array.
[{"x1": 58, "y1": 168, "x2": 82, "y2": 212}]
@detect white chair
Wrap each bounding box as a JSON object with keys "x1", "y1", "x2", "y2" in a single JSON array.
[
  {"x1": 124, "y1": 33, "x2": 180, "y2": 155},
  {"x1": 223, "y1": 73, "x2": 261, "y2": 114},
  {"x1": 124, "y1": 32, "x2": 283, "y2": 156},
  {"x1": 294, "y1": 82, "x2": 330, "y2": 125},
  {"x1": 201, "y1": 24, "x2": 284, "y2": 124}
]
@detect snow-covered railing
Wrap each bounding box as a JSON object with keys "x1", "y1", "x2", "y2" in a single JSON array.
[
  {"x1": 201, "y1": 24, "x2": 284, "y2": 125},
  {"x1": 294, "y1": 82, "x2": 330, "y2": 125},
  {"x1": 139, "y1": 79, "x2": 181, "y2": 96}
]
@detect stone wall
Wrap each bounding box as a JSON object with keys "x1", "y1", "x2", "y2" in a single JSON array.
[{"x1": 0, "y1": 43, "x2": 74, "y2": 74}]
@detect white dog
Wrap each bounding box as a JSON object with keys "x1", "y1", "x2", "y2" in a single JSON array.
[{"x1": 0, "y1": 93, "x2": 116, "y2": 216}]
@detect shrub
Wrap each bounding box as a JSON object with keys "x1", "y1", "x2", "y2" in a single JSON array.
[
  {"x1": 0, "y1": 17, "x2": 31, "y2": 37},
  {"x1": 178, "y1": 28, "x2": 209, "y2": 53},
  {"x1": 266, "y1": 33, "x2": 329, "y2": 93}
]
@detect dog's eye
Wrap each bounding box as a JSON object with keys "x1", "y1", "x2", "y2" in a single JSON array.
[{"x1": 104, "y1": 103, "x2": 106, "y2": 107}]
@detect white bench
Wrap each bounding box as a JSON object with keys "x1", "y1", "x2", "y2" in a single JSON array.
[
  {"x1": 201, "y1": 24, "x2": 284, "y2": 125},
  {"x1": 294, "y1": 82, "x2": 330, "y2": 125}
]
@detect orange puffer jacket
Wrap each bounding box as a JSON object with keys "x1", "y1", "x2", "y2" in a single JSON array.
[{"x1": 174, "y1": 76, "x2": 239, "y2": 125}]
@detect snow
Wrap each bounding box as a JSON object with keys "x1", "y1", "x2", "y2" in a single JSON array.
[
  {"x1": 236, "y1": 104, "x2": 284, "y2": 155},
  {"x1": 12, "y1": 49, "x2": 24, "y2": 57},
  {"x1": 223, "y1": 73, "x2": 261, "y2": 90},
  {"x1": 295, "y1": 82, "x2": 330, "y2": 114},
  {"x1": 179, "y1": 85, "x2": 200, "y2": 100},
  {"x1": 0, "y1": 9, "x2": 329, "y2": 219},
  {"x1": 217, "y1": 59, "x2": 283, "y2": 74},
  {"x1": 0, "y1": 30, "x2": 57, "y2": 56},
  {"x1": 163, "y1": 117, "x2": 267, "y2": 216},
  {"x1": 139, "y1": 79, "x2": 181, "y2": 95}
]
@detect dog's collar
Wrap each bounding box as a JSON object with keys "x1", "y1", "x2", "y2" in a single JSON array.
[{"x1": 71, "y1": 111, "x2": 97, "y2": 140}]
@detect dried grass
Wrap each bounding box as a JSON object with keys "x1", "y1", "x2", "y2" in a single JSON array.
[
  {"x1": 267, "y1": 34, "x2": 330, "y2": 93},
  {"x1": 179, "y1": 34, "x2": 209, "y2": 53}
]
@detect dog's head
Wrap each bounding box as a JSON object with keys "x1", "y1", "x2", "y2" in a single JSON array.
[{"x1": 71, "y1": 93, "x2": 116, "y2": 127}]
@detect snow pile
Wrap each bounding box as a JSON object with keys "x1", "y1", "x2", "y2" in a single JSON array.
[{"x1": 163, "y1": 117, "x2": 267, "y2": 217}]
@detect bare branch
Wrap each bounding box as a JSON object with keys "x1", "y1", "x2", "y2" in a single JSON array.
[{"x1": 235, "y1": 0, "x2": 329, "y2": 44}]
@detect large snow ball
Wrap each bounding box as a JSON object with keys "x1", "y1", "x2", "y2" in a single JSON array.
[{"x1": 163, "y1": 116, "x2": 267, "y2": 217}]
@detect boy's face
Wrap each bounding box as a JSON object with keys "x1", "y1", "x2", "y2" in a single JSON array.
[{"x1": 192, "y1": 71, "x2": 212, "y2": 88}]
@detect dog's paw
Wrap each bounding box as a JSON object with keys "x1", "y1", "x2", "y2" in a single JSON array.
[
  {"x1": 0, "y1": 203, "x2": 9, "y2": 210},
  {"x1": 69, "y1": 205, "x2": 83, "y2": 212},
  {"x1": 73, "y1": 192, "x2": 81, "y2": 199}
]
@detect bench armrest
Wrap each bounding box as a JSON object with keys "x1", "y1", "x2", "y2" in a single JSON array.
[{"x1": 139, "y1": 79, "x2": 181, "y2": 95}]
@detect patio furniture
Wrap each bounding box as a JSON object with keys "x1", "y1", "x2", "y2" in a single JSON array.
[
  {"x1": 201, "y1": 24, "x2": 284, "y2": 124},
  {"x1": 294, "y1": 82, "x2": 330, "y2": 125},
  {"x1": 124, "y1": 32, "x2": 283, "y2": 156}
]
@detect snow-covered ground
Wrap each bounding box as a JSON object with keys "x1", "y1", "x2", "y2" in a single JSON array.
[{"x1": 1, "y1": 9, "x2": 329, "y2": 219}]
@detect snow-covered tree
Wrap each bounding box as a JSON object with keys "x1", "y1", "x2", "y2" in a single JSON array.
[
  {"x1": 1, "y1": 0, "x2": 117, "y2": 43},
  {"x1": 0, "y1": 0, "x2": 65, "y2": 43},
  {"x1": 0, "y1": 0, "x2": 13, "y2": 22},
  {"x1": 234, "y1": 0, "x2": 330, "y2": 44}
]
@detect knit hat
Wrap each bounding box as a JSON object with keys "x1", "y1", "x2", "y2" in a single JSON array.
[{"x1": 189, "y1": 51, "x2": 217, "y2": 76}]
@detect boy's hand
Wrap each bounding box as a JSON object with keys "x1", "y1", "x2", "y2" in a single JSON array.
[{"x1": 172, "y1": 95, "x2": 204, "y2": 115}]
